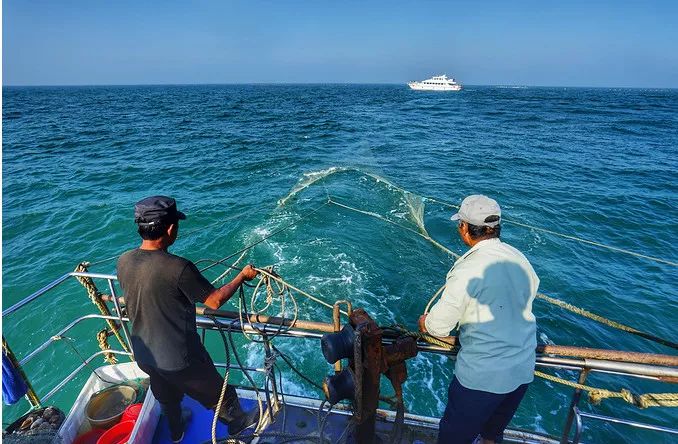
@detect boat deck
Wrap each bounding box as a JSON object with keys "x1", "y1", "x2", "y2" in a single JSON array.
[{"x1": 153, "y1": 390, "x2": 558, "y2": 444}]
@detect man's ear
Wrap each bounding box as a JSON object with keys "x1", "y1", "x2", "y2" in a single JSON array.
[
  {"x1": 459, "y1": 222, "x2": 470, "y2": 242},
  {"x1": 167, "y1": 223, "x2": 176, "y2": 237}
]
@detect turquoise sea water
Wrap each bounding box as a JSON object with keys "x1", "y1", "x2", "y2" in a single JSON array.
[{"x1": 2, "y1": 85, "x2": 677, "y2": 442}]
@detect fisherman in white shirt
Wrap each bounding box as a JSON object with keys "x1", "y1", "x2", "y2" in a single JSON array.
[{"x1": 418, "y1": 195, "x2": 539, "y2": 444}]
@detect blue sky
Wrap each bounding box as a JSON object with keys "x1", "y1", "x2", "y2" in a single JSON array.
[{"x1": 3, "y1": 0, "x2": 677, "y2": 87}]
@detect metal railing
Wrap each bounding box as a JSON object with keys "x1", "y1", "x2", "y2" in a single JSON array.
[
  {"x1": 572, "y1": 407, "x2": 678, "y2": 443},
  {"x1": 3, "y1": 271, "x2": 678, "y2": 443},
  {"x1": 3, "y1": 271, "x2": 130, "y2": 408}
]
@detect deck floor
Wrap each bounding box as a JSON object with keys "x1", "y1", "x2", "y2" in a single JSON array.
[
  {"x1": 151, "y1": 394, "x2": 438, "y2": 443},
  {"x1": 151, "y1": 394, "x2": 555, "y2": 444}
]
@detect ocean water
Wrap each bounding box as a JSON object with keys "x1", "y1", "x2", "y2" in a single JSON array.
[{"x1": 2, "y1": 85, "x2": 677, "y2": 442}]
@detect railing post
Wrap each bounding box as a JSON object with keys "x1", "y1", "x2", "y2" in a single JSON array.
[
  {"x1": 2, "y1": 336, "x2": 42, "y2": 409},
  {"x1": 560, "y1": 368, "x2": 590, "y2": 444},
  {"x1": 572, "y1": 407, "x2": 583, "y2": 444}
]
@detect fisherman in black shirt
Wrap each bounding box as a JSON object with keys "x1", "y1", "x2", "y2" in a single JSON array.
[{"x1": 117, "y1": 196, "x2": 259, "y2": 443}]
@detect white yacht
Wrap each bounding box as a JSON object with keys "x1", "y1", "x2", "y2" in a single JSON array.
[{"x1": 408, "y1": 74, "x2": 462, "y2": 91}]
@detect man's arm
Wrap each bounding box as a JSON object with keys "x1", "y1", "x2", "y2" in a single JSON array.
[
  {"x1": 419, "y1": 268, "x2": 468, "y2": 338},
  {"x1": 204, "y1": 265, "x2": 258, "y2": 309}
]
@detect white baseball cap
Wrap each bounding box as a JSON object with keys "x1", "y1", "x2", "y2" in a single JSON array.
[{"x1": 450, "y1": 195, "x2": 501, "y2": 227}]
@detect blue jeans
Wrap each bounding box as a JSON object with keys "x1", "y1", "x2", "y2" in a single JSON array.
[{"x1": 437, "y1": 377, "x2": 529, "y2": 444}]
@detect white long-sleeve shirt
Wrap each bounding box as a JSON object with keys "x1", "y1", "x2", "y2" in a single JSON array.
[{"x1": 425, "y1": 238, "x2": 539, "y2": 394}]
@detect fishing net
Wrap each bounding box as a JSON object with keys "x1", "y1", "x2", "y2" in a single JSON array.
[{"x1": 402, "y1": 191, "x2": 428, "y2": 236}]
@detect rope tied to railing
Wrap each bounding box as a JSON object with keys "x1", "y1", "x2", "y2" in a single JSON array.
[
  {"x1": 96, "y1": 329, "x2": 117, "y2": 364},
  {"x1": 74, "y1": 263, "x2": 131, "y2": 354},
  {"x1": 263, "y1": 350, "x2": 280, "y2": 374},
  {"x1": 74, "y1": 263, "x2": 109, "y2": 305},
  {"x1": 384, "y1": 326, "x2": 678, "y2": 409},
  {"x1": 534, "y1": 370, "x2": 678, "y2": 408}
]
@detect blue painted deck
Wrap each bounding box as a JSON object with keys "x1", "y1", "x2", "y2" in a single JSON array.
[
  {"x1": 152, "y1": 396, "x2": 258, "y2": 444},
  {"x1": 150, "y1": 394, "x2": 357, "y2": 443}
]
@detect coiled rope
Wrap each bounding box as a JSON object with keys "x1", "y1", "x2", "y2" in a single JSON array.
[{"x1": 255, "y1": 267, "x2": 347, "y2": 316}]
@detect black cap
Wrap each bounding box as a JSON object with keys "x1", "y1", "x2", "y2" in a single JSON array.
[{"x1": 134, "y1": 196, "x2": 186, "y2": 226}]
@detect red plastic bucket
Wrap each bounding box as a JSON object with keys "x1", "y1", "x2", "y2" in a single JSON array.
[
  {"x1": 96, "y1": 420, "x2": 135, "y2": 444},
  {"x1": 73, "y1": 428, "x2": 106, "y2": 444},
  {"x1": 121, "y1": 403, "x2": 143, "y2": 423}
]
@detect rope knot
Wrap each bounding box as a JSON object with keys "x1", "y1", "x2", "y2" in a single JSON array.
[
  {"x1": 264, "y1": 350, "x2": 280, "y2": 372},
  {"x1": 97, "y1": 328, "x2": 117, "y2": 364}
]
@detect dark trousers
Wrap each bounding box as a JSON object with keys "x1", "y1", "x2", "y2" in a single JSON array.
[
  {"x1": 138, "y1": 354, "x2": 238, "y2": 437},
  {"x1": 437, "y1": 377, "x2": 529, "y2": 444}
]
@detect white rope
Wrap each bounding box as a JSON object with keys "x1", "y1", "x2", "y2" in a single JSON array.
[
  {"x1": 211, "y1": 367, "x2": 232, "y2": 444},
  {"x1": 425, "y1": 285, "x2": 446, "y2": 314},
  {"x1": 211, "y1": 251, "x2": 249, "y2": 285},
  {"x1": 329, "y1": 198, "x2": 460, "y2": 258},
  {"x1": 423, "y1": 196, "x2": 677, "y2": 267},
  {"x1": 503, "y1": 218, "x2": 677, "y2": 266}
]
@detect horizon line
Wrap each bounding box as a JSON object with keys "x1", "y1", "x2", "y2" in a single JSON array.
[{"x1": 3, "y1": 82, "x2": 677, "y2": 90}]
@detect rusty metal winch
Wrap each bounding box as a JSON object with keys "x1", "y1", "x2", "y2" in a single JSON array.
[{"x1": 321, "y1": 308, "x2": 418, "y2": 443}]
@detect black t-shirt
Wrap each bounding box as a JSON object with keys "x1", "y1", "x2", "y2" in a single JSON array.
[{"x1": 117, "y1": 249, "x2": 215, "y2": 371}]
